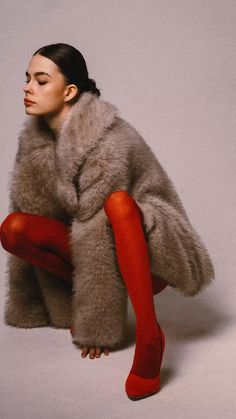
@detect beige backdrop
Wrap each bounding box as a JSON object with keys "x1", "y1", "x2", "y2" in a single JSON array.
[{"x1": 0, "y1": 1, "x2": 235, "y2": 418}]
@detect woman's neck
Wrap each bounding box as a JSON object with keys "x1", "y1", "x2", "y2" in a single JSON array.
[{"x1": 44, "y1": 105, "x2": 71, "y2": 138}]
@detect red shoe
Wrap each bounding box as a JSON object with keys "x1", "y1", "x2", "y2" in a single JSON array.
[{"x1": 125, "y1": 327, "x2": 165, "y2": 400}]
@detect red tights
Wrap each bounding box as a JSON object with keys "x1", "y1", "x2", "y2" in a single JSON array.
[
  {"x1": 0, "y1": 212, "x2": 73, "y2": 281},
  {"x1": 104, "y1": 191, "x2": 166, "y2": 399},
  {"x1": 0, "y1": 191, "x2": 167, "y2": 399}
]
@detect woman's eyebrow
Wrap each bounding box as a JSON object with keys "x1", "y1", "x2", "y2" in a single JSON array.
[{"x1": 25, "y1": 71, "x2": 51, "y2": 77}]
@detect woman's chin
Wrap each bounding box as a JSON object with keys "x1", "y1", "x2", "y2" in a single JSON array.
[{"x1": 25, "y1": 108, "x2": 38, "y2": 116}]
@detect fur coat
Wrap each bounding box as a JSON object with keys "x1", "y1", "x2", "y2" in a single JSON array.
[{"x1": 5, "y1": 92, "x2": 214, "y2": 348}]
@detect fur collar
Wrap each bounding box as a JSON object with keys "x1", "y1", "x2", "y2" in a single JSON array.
[
  {"x1": 56, "y1": 92, "x2": 118, "y2": 182},
  {"x1": 54, "y1": 93, "x2": 118, "y2": 212},
  {"x1": 19, "y1": 93, "x2": 118, "y2": 213},
  {"x1": 21, "y1": 92, "x2": 118, "y2": 166},
  {"x1": 18, "y1": 93, "x2": 118, "y2": 214}
]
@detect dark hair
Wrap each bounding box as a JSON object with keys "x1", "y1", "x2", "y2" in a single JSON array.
[{"x1": 33, "y1": 43, "x2": 100, "y2": 99}]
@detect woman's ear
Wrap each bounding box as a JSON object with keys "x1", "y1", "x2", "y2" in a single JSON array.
[{"x1": 64, "y1": 84, "x2": 79, "y2": 103}]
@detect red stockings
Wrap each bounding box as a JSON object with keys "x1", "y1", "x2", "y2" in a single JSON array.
[
  {"x1": 0, "y1": 212, "x2": 73, "y2": 281},
  {"x1": 104, "y1": 191, "x2": 166, "y2": 399},
  {"x1": 1, "y1": 191, "x2": 167, "y2": 399}
]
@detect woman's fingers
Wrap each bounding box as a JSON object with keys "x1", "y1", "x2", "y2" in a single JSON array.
[
  {"x1": 80, "y1": 346, "x2": 109, "y2": 358},
  {"x1": 89, "y1": 348, "x2": 96, "y2": 359},
  {"x1": 103, "y1": 347, "x2": 109, "y2": 356},
  {"x1": 95, "y1": 347, "x2": 102, "y2": 358},
  {"x1": 81, "y1": 346, "x2": 89, "y2": 358}
]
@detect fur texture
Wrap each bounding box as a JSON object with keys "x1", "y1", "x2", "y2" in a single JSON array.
[{"x1": 5, "y1": 92, "x2": 214, "y2": 347}]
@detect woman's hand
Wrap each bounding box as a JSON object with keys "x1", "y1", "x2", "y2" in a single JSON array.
[
  {"x1": 80, "y1": 346, "x2": 109, "y2": 359},
  {"x1": 70, "y1": 329, "x2": 109, "y2": 358}
]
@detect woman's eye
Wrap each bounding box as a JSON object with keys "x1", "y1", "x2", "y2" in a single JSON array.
[{"x1": 24, "y1": 80, "x2": 47, "y2": 85}]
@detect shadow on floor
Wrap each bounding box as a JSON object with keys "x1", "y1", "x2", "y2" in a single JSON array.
[
  {"x1": 156, "y1": 287, "x2": 230, "y2": 342},
  {"x1": 119, "y1": 284, "x2": 230, "y2": 350}
]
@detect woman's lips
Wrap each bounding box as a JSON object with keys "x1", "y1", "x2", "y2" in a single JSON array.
[{"x1": 24, "y1": 98, "x2": 35, "y2": 106}]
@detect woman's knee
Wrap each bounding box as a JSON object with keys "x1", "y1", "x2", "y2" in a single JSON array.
[
  {"x1": 104, "y1": 190, "x2": 130, "y2": 207},
  {"x1": 104, "y1": 190, "x2": 143, "y2": 220},
  {"x1": 0, "y1": 212, "x2": 28, "y2": 252}
]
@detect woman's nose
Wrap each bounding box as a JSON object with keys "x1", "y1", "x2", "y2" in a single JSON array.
[{"x1": 23, "y1": 81, "x2": 32, "y2": 94}]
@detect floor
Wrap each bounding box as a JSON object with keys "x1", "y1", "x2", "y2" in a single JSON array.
[{"x1": 1, "y1": 248, "x2": 235, "y2": 419}]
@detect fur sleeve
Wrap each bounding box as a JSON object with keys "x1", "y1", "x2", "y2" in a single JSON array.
[
  {"x1": 137, "y1": 198, "x2": 214, "y2": 296},
  {"x1": 70, "y1": 209, "x2": 128, "y2": 348},
  {"x1": 70, "y1": 134, "x2": 131, "y2": 347}
]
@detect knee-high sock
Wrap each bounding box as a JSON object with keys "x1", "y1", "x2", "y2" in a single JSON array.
[
  {"x1": 1, "y1": 212, "x2": 72, "y2": 281},
  {"x1": 104, "y1": 191, "x2": 164, "y2": 385}
]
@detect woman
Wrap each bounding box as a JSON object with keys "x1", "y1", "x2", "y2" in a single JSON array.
[{"x1": 0, "y1": 43, "x2": 214, "y2": 400}]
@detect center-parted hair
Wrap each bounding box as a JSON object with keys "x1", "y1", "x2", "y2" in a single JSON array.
[{"x1": 33, "y1": 43, "x2": 100, "y2": 99}]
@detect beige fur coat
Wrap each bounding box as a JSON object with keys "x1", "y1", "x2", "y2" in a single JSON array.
[{"x1": 5, "y1": 92, "x2": 214, "y2": 348}]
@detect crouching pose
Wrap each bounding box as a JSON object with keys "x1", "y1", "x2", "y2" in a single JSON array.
[{"x1": 0, "y1": 43, "x2": 214, "y2": 400}]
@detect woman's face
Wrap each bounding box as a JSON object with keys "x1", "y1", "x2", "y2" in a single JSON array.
[{"x1": 23, "y1": 54, "x2": 70, "y2": 117}]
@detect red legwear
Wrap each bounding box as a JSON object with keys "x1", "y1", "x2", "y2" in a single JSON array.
[
  {"x1": 104, "y1": 190, "x2": 165, "y2": 400},
  {"x1": 0, "y1": 212, "x2": 73, "y2": 282}
]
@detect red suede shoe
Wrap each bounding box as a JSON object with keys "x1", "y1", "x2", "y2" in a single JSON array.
[{"x1": 125, "y1": 327, "x2": 165, "y2": 400}]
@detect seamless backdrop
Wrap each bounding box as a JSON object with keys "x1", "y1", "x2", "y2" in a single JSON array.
[{"x1": 0, "y1": 1, "x2": 235, "y2": 418}]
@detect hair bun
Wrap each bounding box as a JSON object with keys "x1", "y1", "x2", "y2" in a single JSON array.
[{"x1": 86, "y1": 78, "x2": 101, "y2": 97}]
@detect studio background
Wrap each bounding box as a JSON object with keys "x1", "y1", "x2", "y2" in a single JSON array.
[{"x1": 0, "y1": 1, "x2": 235, "y2": 418}]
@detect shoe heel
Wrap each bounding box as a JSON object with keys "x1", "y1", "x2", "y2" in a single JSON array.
[{"x1": 125, "y1": 326, "x2": 165, "y2": 400}]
